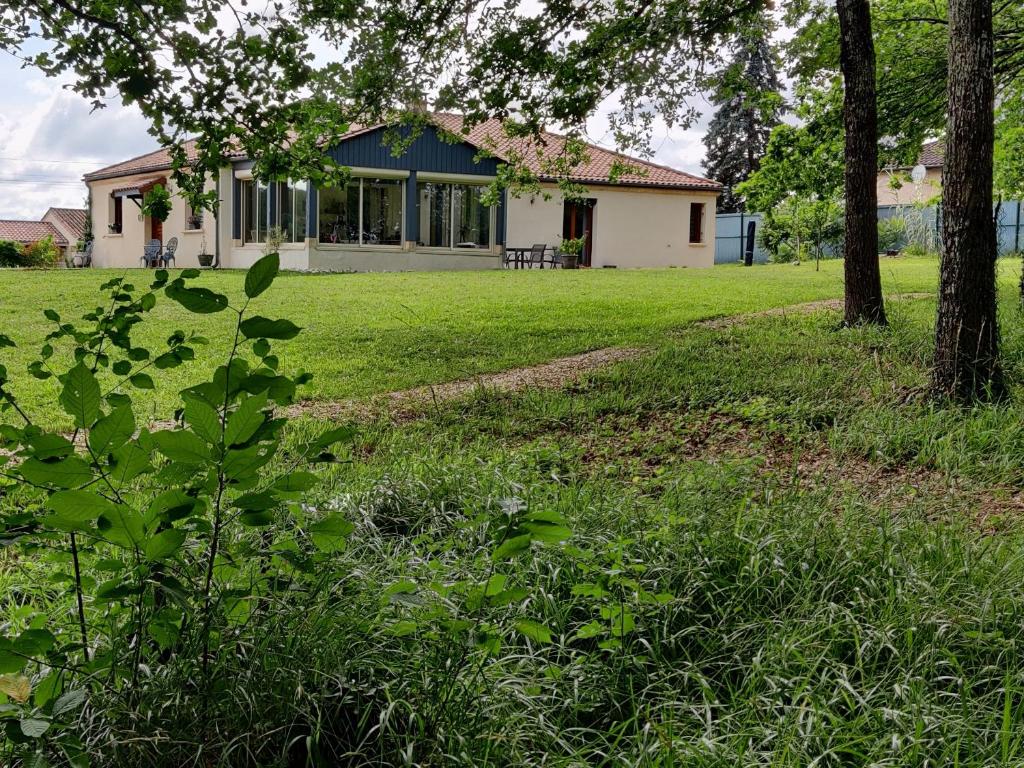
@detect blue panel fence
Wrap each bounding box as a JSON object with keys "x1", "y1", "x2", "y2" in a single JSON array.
[{"x1": 715, "y1": 201, "x2": 1024, "y2": 264}]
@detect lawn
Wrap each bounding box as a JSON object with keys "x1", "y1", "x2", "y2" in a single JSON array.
[{"x1": 0, "y1": 257, "x2": 951, "y2": 429}]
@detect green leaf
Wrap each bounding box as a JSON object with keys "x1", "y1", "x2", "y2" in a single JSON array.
[
  {"x1": 0, "y1": 643, "x2": 27, "y2": 674},
  {"x1": 96, "y1": 504, "x2": 146, "y2": 549},
  {"x1": 152, "y1": 430, "x2": 211, "y2": 464},
  {"x1": 225, "y1": 391, "x2": 267, "y2": 446},
  {"x1": 20, "y1": 718, "x2": 50, "y2": 738},
  {"x1": 147, "y1": 489, "x2": 202, "y2": 523},
  {"x1": 523, "y1": 510, "x2": 572, "y2": 544},
  {"x1": 514, "y1": 619, "x2": 554, "y2": 644},
  {"x1": 182, "y1": 394, "x2": 221, "y2": 444},
  {"x1": 492, "y1": 533, "x2": 532, "y2": 562},
  {"x1": 51, "y1": 688, "x2": 86, "y2": 718},
  {"x1": 24, "y1": 433, "x2": 74, "y2": 461},
  {"x1": 89, "y1": 406, "x2": 135, "y2": 456},
  {"x1": 244, "y1": 252, "x2": 280, "y2": 298},
  {"x1": 20, "y1": 456, "x2": 92, "y2": 489},
  {"x1": 239, "y1": 316, "x2": 301, "y2": 340},
  {"x1": 129, "y1": 373, "x2": 154, "y2": 389},
  {"x1": 144, "y1": 529, "x2": 186, "y2": 561},
  {"x1": 112, "y1": 360, "x2": 132, "y2": 376},
  {"x1": 389, "y1": 620, "x2": 418, "y2": 637},
  {"x1": 165, "y1": 282, "x2": 229, "y2": 314},
  {"x1": 308, "y1": 515, "x2": 354, "y2": 552},
  {"x1": 59, "y1": 363, "x2": 100, "y2": 428},
  {"x1": 14, "y1": 629, "x2": 55, "y2": 657},
  {"x1": 273, "y1": 471, "x2": 319, "y2": 493}
]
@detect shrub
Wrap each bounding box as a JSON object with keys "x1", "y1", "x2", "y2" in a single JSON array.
[
  {"x1": 758, "y1": 195, "x2": 843, "y2": 265},
  {"x1": 877, "y1": 216, "x2": 907, "y2": 253},
  {"x1": 0, "y1": 240, "x2": 21, "y2": 267},
  {"x1": 21, "y1": 236, "x2": 61, "y2": 267}
]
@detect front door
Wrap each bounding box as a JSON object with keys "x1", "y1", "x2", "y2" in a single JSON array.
[{"x1": 563, "y1": 198, "x2": 596, "y2": 266}]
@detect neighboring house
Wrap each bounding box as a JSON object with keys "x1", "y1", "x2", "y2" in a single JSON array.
[
  {"x1": 41, "y1": 208, "x2": 88, "y2": 254},
  {"x1": 877, "y1": 140, "x2": 944, "y2": 207},
  {"x1": 0, "y1": 208, "x2": 86, "y2": 263},
  {"x1": 84, "y1": 114, "x2": 721, "y2": 271}
]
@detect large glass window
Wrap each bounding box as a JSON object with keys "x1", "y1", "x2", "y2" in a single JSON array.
[
  {"x1": 417, "y1": 181, "x2": 492, "y2": 249},
  {"x1": 241, "y1": 179, "x2": 269, "y2": 245},
  {"x1": 279, "y1": 180, "x2": 307, "y2": 243},
  {"x1": 418, "y1": 183, "x2": 451, "y2": 248},
  {"x1": 453, "y1": 184, "x2": 490, "y2": 248},
  {"x1": 318, "y1": 181, "x2": 360, "y2": 244},
  {"x1": 363, "y1": 179, "x2": 403, "y2": 245}
]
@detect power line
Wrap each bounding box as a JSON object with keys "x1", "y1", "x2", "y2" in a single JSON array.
[{"x1": 0, "y1": 156, "x2": 100, "y2": 166}]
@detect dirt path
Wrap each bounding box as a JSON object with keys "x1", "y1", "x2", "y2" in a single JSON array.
[
  {"x1": 283, "y1": 293, "x2": 934, "y2": 422},
  {"x1": 283, "y1": 346, "x2": 647, "y2": 422}
]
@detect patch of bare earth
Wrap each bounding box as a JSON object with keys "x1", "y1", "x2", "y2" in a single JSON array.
[{"x1": 566, "y1": 409, "x2": 1021, "y2": 531}]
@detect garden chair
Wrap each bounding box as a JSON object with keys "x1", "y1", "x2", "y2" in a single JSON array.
[
  {"x1": 140, "y1": 239, "x2": 161, "y2": 268},
  {"x1": 81, "y1": 240, "x2": 93, "y2": 268},
  {"x1": 549, "y1": 247, "x2": 563, "y2": 269},
  {"x1": 161, "y1": 237, "x2": 178, "y2": 268},
  {"x1": 528, "y1": 243, "x2": 547, "y2": 269}
]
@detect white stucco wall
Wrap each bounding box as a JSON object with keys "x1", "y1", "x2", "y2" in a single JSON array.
[
  {"x1": 506, "y1": 184, "x2": 719, "y2": 268},
  {"x1": 88, "y1": 173, "x2": 219, "y2": 268}
]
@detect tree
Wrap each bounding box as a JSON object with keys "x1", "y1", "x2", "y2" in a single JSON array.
[
  {"x1": 0, "y1": 0, "x2": 768, "y2": 203},
  {"x1": 738, "y1": 84, "x2": 845, "y2": 211},
  {"x1": 932, "y1": 0, "x2": 1005, "y2": 402},
  {"x1": 835, "y1": 0, "x2": 886, "y2": 326},
  {"x1": 702, "y1": 20, "x2": 784, "y2": 212}
]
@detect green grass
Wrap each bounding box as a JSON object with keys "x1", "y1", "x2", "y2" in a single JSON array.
[
  {"x1": 0, "y1": 257, "x2": 950, "y2": 429},
  {"x1": 9, "y1": 257, "x2": 1024, "y2": 765}
]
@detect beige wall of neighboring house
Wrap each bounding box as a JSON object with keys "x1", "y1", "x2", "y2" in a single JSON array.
[
  {"x1": 506, "y1": 185, "x2": 718, "y2": 268},
  {"x1": 40, "y1": 210, "x2": 82, "y2": 262},
  {"x1": 89, "y1": 173, "x2": 218, "y2": 268},
  {"x1": 876, "y1": 167, "x2": 942, "y2": 207}
]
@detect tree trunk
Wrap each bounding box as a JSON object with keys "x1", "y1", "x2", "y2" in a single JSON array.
[
  {"x1": 836, "y1": 0, "x2": 886, "y2": 326},
  {"x1": 932, "y1": 0, "x2": 1005, "y2": 402}
]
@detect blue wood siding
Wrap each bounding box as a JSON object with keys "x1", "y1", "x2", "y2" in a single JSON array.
[
  {"x1": 326, "y1": 126, "x2": 500, "y2": 176},
  {"x1": 405, "y1": 171, "x2": 419, "y2": 243},
  {"x1": 231, "y1": 126, "x2": 505, "y2": 247}
]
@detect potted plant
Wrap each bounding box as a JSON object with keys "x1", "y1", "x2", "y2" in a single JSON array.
[
  {"x1": 197, "y1": 236, "x2": 214, "y2": 267},
  {"x1": 559, "y1": 236, "x2": 585, "y2": 269},
  {"x1": 186, "y1": 213, "x2": 204, "y2": 230}
]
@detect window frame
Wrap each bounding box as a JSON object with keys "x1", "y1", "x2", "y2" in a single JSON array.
[
  {"x1": 108, "y1": 195, "x2": 123, "y2": 235},
  {"x1": 278, "y1": 179, "x2": 308, "y2": 244},
  {"x1": 316, "y1": 176, "x2": 406, "y2": 248},
  {"x1": 240, "y1": 178, "x2": 270, "y2": 246},
  {"x1": 416, "y1": 178, "x2": 496, "y2": 251},
  {"x1": 688, "y1": 202, "x2": 706, "y2": 245}
]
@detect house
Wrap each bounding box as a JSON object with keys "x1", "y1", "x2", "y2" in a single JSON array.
[
  {"x1": 877, "y1": 140, "x2": 944, "y2": 206},
  {"x1": 0, "y1": 208, "x2": 87, "y2": 263},
  {"x1": 84, "y1": 115, "x2": 721, "y2": 271}
]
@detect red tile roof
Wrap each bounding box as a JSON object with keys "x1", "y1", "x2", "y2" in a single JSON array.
[
  {"x1": 84, "y1": 141, "x2": 202, "y2": 182},
  {"x1": 84, "y1": 114, "x2": 721, "y2": 192},
  {"x1": 43, "y1": 208, "x2": 87, "y2": 241},
  {"x1": 432, "y1": 114, "x2": 721, "y2": 191},
  {"x1": 0, "y1": 221, "x2": 68, "y2": 247},
  {"x1": 917, "y1": 139, "x2": 944, "y2": 168}
]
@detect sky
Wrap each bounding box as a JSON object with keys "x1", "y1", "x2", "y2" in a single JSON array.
[{"x1": 0, "y1": 47, "x2": 717, "y2": 221}]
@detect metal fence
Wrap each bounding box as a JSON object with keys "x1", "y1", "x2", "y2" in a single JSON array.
[
  {"x1": 714, "y1": 212, "x2": 768, "y2": 264},
  {"x1": 715, "y1": 200, "x2": 1024, "y2": 264}
]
